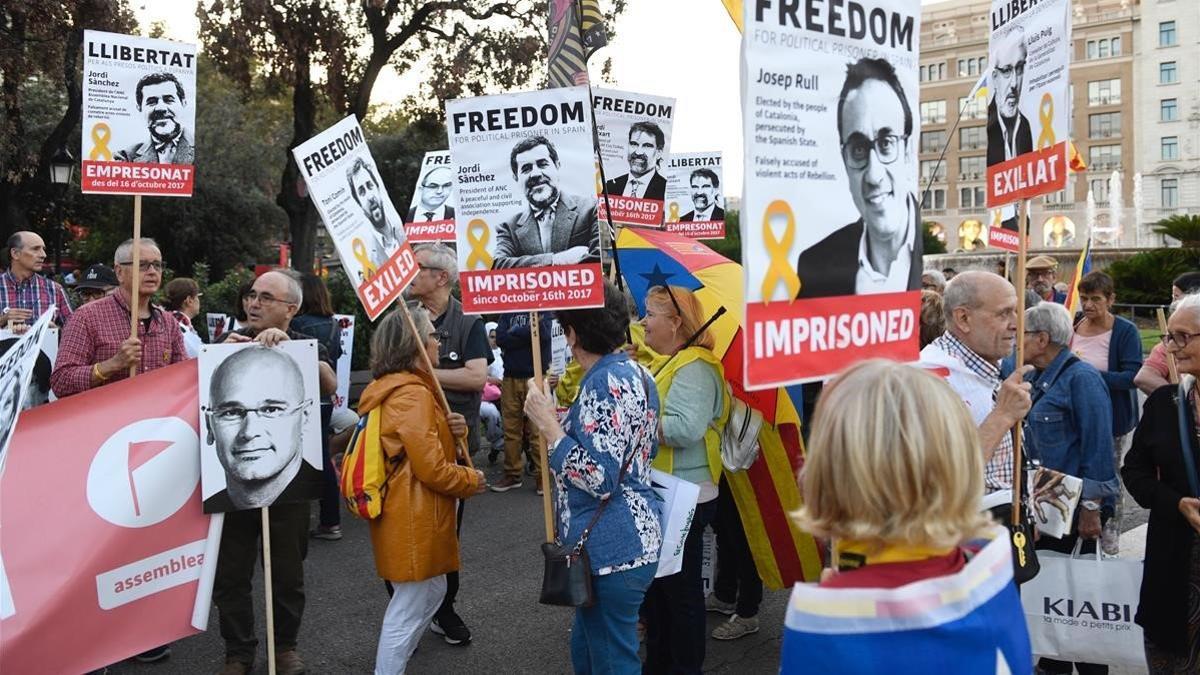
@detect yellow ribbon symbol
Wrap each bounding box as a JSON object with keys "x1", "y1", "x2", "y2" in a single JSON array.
[
  {"x1": 89, "y1": 123, "x2": 113, "y2": 161},
  {"x1": 992, "y1": 208, "x2": 1002, "y2": 229},
  {"x1": 352, "y1": 237, "x2": 377, "y2": 280},
  {"x1": 466, "y1": 218, "x2": 493, "y2": 270},
  {"x1": 760, "y1": 200, "x2": 802, "y2": 303},
  {"x1": 1037, "y1": 93, "x2": 1056, "y2": 149},
  {"x1": 594, "y1": 163, "x2": 603, "y2": 196},
  {"x1": 668, "y1": 202, "x2": 680, "y2": 223}
]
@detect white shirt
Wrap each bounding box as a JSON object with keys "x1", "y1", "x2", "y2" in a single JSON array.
[
  {"x1": 623, "y1": 171, "x2": 658, "y2": 199},
  {"x1": 416, "y1": 204, "x2": 449, "y2": 221},
  {"x1": 690, "y1": 204, "x2": 717, "y2": 221},
  {"x1": 854, "y1": 205, "x2": 915, "y2": 295},
  {"x1": 997, "y1": 114, "x2": 1026, "y2": 224}
]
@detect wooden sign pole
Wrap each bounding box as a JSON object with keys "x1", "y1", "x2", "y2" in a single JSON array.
[
  {"x1": 1011, "y1": 199, "x2": 1030, "y2": 526},
  {"x1": 530, "y1": 311, "x2": 555, "y2": 542},
  {"x1": 261, "y1": 507, "x2": 276, "y2": 675},
  {"x1": 400, "y1": 302, "x2": 474, "y2": 468},
  {"x1": 1158, "y1": 308, "x2": 1179, "y2": 384},
  {"x1": 127, "y1": 194, "x2": 143, "y2": 379}
]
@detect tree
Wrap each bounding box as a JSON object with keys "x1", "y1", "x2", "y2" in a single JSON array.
[
  {"x1": 1153, "y1": 214, "x2": 1200, "y2": 248},
  {"x1": 0, "y1": 0, "x2": 137, "y2": 230},
  {"x1": 197, "y1": 0, "x2": 595, "y2": 275},
  {"x1": 922, "y1": 221, "x2": 947, "y2": 254}
]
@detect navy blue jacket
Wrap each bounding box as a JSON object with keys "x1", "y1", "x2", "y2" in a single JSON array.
[
  {"x1": 1072, "y1": 313, "x2": 1143, "y2": 436},
  {"x1": 495, "y1": 312, "x2": 552, "y2": 379}
]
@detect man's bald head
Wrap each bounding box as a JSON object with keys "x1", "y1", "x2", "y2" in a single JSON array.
[
  {"x1": 942, "y1": 271, "x2": 1019, "y2": 361},
  {"x1": 211, "y1": 347, "x2": 303, "y2": 404}
]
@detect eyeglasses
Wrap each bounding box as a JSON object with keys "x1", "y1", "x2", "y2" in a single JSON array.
[
  {"x1": 205, "y1": 400, "x2": 310, "y2": 425},
  {"x1": 117, "y1": 260, "x2": 164, "y2": 272},
  {"x1": 418, "y1": 264, "x2": 446, "y2": 273},
  {"x1": 244, "y1": 291, "x2": 296, "y2": 306},
  {"x1": 841, "y1": 134, "x2": 906, "y2": 169},
  {"x1": 421, "y1": 181, "x2": 453, "y2": 191},
  {"x1": 1162, "y1": 331, "x2": 1200, "y2": 349},
  {"x1": 993, "y1": 61, "x2": 1026, "y2": 79}
]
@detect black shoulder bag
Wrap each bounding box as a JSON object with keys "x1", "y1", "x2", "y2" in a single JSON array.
[
  {"x1": 1175, "y1": 382, "x2": 1200, "y2": 498},
  {"x1": 539, "y1": 367, "x2": 648, "y2": 607}
]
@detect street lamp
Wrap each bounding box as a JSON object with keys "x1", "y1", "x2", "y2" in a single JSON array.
[{"x1": 49, "y1": 146, "x2": 74, "y2": 276}]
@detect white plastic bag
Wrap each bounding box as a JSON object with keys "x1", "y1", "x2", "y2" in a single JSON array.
[{"x1": 649, "y1": 469, "x2": 700, "y2": 578}]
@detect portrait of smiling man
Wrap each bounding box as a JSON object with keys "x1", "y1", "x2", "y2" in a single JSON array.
[
  {"x1": 604, "y1": 120, "x2": 668, "y2": 201},
  {"x1": 796, "y1": 57, "x2": 922, "y2": 298},
  {"x1": 116, "y1": 71, "x2": 194, "y2": 165},
  {"x1": 204, "y1": 346, "x2": 317, "y2": 512}
]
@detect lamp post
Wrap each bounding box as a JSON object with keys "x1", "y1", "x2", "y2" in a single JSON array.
[{"x1": 49, "y1": 146, "x2": 75, "y2": 276}]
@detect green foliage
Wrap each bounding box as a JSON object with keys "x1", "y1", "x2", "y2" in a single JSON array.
[
  {"x1": 1106, "y1": 248, "x2": 1200, "y2": 306},
  {"x1": 705, "y1": 210, "x2": 741, "y2": 264},
  {"x1": 326, "y1": 271, "x2": 375, "y2": 371},
  {"x1": 1153, "y1": 214, "x2": 1200, "y2": 247},
  {"x1": 923, "y1": 221, "x2": 947, "y2": 254}
]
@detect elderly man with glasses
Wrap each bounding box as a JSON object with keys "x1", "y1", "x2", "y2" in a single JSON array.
[
  {"x1": 51, "y1": 237, "x2": 186, "y2": 398},
  {"x1": 796, "y1": 57, "x2": 922, "y2": 298},
  {"x1": 209, "y1": 268, "x2": 335, "y2": 675}
]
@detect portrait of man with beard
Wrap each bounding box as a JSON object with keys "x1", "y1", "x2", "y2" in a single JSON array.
[
  {"x1": 346, "y1": 156, "x2": 405, "y2": 268},
  {"x1": 492, "y1": 135, "x2": 600, "y2": 269},
  {"x1": 604, "y1": 121, "x2": 667, "y2": 200},
  {"x1": 679, "y1": 168, "x2": 724, "y2": 222},
  {"x1": 115, "y1": 72, "x2": 194, "y2": 165}
]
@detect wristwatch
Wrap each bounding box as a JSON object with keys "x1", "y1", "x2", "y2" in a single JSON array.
[{"x1": 1081, "y1": 499, "x2": 1101, "y2": 511}]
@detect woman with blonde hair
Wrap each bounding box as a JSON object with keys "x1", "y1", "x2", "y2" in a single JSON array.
[
  {"x1": 357, "y1": 307, "x2": 486, "y2": 673},
  {"x1": 781, "y1": 359, "x2": 1031, "y2": 671},
  {"x1": 639, "y1": 284, "x2": 732, "y2": 671}
]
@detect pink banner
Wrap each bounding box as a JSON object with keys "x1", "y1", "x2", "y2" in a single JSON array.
[{"x1": 0, "y1": 361, "x2": 216, "y2": 674}]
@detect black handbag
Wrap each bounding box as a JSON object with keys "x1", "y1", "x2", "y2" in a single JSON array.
[
  {"x1": 539, "y1": 369, "x2": 647, "y2": 607},
  {"x1": 1007, "y1": 515, "x2": 1041, "y2": 585}
]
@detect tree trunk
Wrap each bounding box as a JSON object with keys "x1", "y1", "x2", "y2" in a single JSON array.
[{"x1": 278, "y1": 49, "x2": 318, "y2": 275}]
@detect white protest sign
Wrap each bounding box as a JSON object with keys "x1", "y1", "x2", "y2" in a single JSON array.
[
  {"x1": 82, "y1": 30, "x2": 197, "y2": 196},
  {"x1": 664, "y1": 152, "x2": 725, "y2": 240},
  {"x1": 0, "y1": 309, "x2": 55, "y2": 480},
  {"x1": 593, "y1": 88, "x2": 676, "y2": 228},
  {"x1": 405, "y1": 151, "x2": 457, "y2": 242},
  {"x1": 292, "y1": 115, "x2": 418, "y2": 320},
  {"x1": 447, "y1": 86, "x2": 603, "y2": 314},
  {"x1": 332, "y1": 314, "x2": 355, "y2": 412}
]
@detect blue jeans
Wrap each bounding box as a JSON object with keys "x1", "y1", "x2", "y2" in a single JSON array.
[{"x1": 571, "y1": 563, "x2": 656, "y2": 675}]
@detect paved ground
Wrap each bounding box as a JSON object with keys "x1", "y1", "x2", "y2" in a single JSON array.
[{"x1": 108, "y1": 458, "x2": 1154, "y2": 674}]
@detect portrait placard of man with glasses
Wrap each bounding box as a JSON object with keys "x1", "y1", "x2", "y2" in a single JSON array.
[
  {"x1": 795, "y1": 57, "x2": 922, "y2": 298},
  {"x1": 200, "y1": 340, "x2": 324, "y2": 513}
]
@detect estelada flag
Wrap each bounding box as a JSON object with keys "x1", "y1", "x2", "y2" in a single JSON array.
[
  {"x1": 0, "y1": 361, "x2": 219, "y2": 674},
  {"x1": 1063, "y1": 236, "x2": 1093, "y2": 315},
  {"x1": 547, "y1": 0, "x2": 608, "y2": 88},
  {"x1": 781, "y1": 529, "x2": 1032, "y2": 674}
]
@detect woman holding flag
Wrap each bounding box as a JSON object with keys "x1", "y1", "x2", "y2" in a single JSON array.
[
  {"x1": 1069, "y1": 270, "x2": 1143, "y2": 554},
  {"x1": 784, "y1": 360, "x2": 1031, "y2": 672},
  {"x1": 638, "y1": 285, "x2": 730, "y2": 674}
]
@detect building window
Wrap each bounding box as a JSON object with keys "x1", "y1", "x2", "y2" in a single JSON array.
[
  {"x1": 1162, "y1": 99, "x2": 1179, "y2": 122},
  {"x1": 1162, "y1": 136, "x2": 1180, "y2": 161},
  {"x1": 1087, "y1": 79, "x2": 1121, "y2": 105},
  {"x1": 1086, "y1": 37, "x2": 1122, "y2": 59},
  {"x1": 1163, "y1": 178, "x2": 1179, "y2": 208},
  {"x1": 959, "y1": 186, "x2": 986, "y2": 209},
  {"x1": 920, "y1": 62, "x2": 946, "y2": 82},
  {"x1": 920, "y1": 130, "x2": 946, "y2": 154},
  {"x1": 920, "y1": 160, "x2": 946, "y2": 182},
  {"x1": 1088, "y1": 144, "x2": 1122, "y2": 170},
  {"x1": 920, "y1": 100, "x2": 946, "y2": 125},
  {"x1": 1161, "y1": 61, "x2": 1178, "y2": 84},
  {"x1": 1044, "y1": 189, "x2": 1069, "y2": 206},
  {"x1": 957, "y1": 56, "x2": 985, "y2": 78},
  {"x1": 958, "y1": 95, "x2": 985, "y2": 120},
  {"x1": 1090, "y1": 179, "x2": 1109, "y2": 204},
  {"x1": 960, "y1": 126, "x2": 986, "y2": 151},
  {"x1": 959, "y1": 155, "x2": 985, "y2": 179},
  {"x1": 921, "y1": 189, "x2": 946, "y2": 210},
  {"x1": 1088, "y1": 112, "x2": 1121, "y2": 138},
  {"x1": 1160, "y1": 21, "x2": 1177, "y2": 47}
]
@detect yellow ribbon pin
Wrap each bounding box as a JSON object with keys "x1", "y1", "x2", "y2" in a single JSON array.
[
  {"x1": 352, "y1": 237, "x2": 377, "y2": 279},
  {"x1": 466, "y1": 219, "x2": 493, "y2": 270},
  {"x1": 668, "y1": 201, "x2": 680, "y2": 223},
  {"x1": 760, "y1": 200, "x2": 802, "y2": 303},
  {"x1": 89, "y1": 123, "x2": 113, "y2": 161},
  {"x1": 595, "y1": 163, "x2": 603, "y2": 196},
  {"x1": 1037, "y1": 93, "x2": 1056, "y2": 149}
]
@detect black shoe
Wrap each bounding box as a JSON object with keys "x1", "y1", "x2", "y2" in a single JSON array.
[
  {"x1": 134, "y1": 645, "x2": 171, "y2": 663},
  {"x1": 488, "y1": 449, "x2": 500, "y2": 464},
  {"x1": 430, "y1": 616, "x2": 472, "y2": 645}
]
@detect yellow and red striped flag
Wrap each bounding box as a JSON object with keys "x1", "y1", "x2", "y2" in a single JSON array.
[
  {"x1": 722, "y1": 0, "x2": 744, "y2": 32},
  {"x1": 1063, "y1": 236, "x2": 1093, "y2": 315},
  {"x1": 547, "y1": 0, "x2": 608, "y2": 88},
  {"x1": 1068, "y1": 141, "x2": 1087, "y2": 172}
]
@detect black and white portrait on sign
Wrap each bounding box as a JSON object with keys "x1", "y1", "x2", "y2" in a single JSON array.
[
  {"x1": 199, "y1": 340, "x2": 323, "y2": 513},
  {"x1": 346, "y1": 156, "x2": 405, "y2": 268},
  {"x1": 114, "y1": 72, "x2": 195, "y2": 165}
]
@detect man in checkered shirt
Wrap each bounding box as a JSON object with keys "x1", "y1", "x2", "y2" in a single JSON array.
[
  {"x1": 1, "y1": 232, "x2": 72, "y2": 332},
  {"x1": 919, "y1": 271, "x2": 1034, "y2": 516}
]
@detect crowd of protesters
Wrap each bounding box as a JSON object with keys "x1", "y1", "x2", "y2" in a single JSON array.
[{"x1": 6, "y1": 228, "x2": 1200, "y2": 674}]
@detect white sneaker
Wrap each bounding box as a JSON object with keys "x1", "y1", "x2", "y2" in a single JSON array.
[{"x1": 712, "y1": 614, "x2": 759, "y2": 640}]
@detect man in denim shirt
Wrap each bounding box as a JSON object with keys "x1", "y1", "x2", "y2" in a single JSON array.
[{"x1": 1020, "y1": 302, "x2": 1120, "y2": 675}]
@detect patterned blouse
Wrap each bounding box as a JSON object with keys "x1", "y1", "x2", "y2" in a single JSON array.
[{"x1": 548, "y1": 351, "x2": 662, "y2": 575}]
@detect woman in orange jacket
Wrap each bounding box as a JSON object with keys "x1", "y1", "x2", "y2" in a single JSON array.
[{"x1": 357, "y1": 306, "x2": 486, "y2": 674}]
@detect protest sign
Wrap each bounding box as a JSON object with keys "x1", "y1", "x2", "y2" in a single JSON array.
[
  {"x1": 985, "y1": 0, "x2": 1071, "y2": 250},
  {"x1": 549, "y1": 318, "x2": 569, "y2": 374},
  {"x1": 333, "y1": 314, "x2": 356, "y2": 411},
  {"x1": 0, "y1": 361, "x2": 220, "y2": 673},
  {"x1": 664, "y1": 152, "x2": 725, "y2": 239},
  {"x1": 292, "y1": 115, "x2": 418, "y2": 320},
  {"x1": 206, "y1": 312, "x2": 230, "y2": 342},
  {"x1": 446, "y1": 85, "x2": 603, "y2": 314},
  {"x1": 593, "y1": 87, "x2": 676, "y2": 228},
  {"x1": 0, "y1": 309, "x2": 55, "y2": 479},
  {"x1": 405, "y1": 151, "x2": 457, "y2": 242},
  {"x1": 82, "y1": 30, "x2": 198, "y2": 196},
  {"x1": 198, "y1": 341, "x2": 323, "y2": 514},
  {"x1": 741, "y1": 0, "x2": 922, "y2": 388}
]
